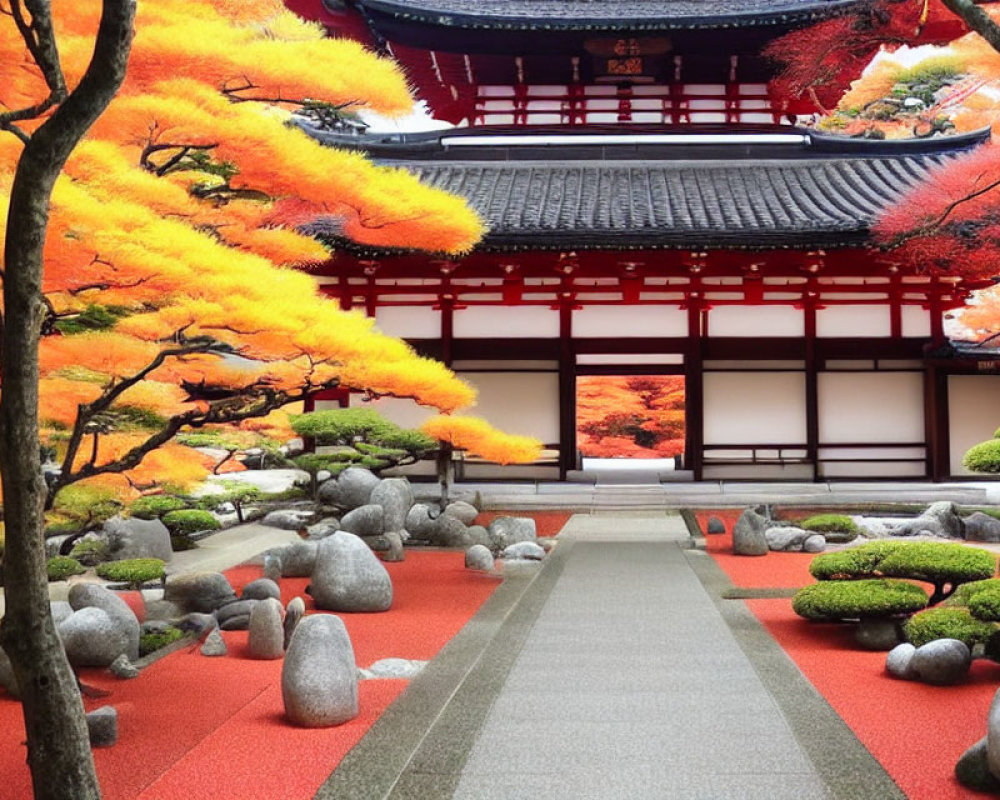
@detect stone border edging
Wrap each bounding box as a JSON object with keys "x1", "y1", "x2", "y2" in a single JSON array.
[
  {"x1": 314, "y1": 544, "x2": 572, "y2": 800},
  {"x1": 682, "y1": 546, "x2": 907, "y2": 800}
]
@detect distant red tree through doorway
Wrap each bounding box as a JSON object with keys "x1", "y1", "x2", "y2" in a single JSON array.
[{"x1": 576, "y1": 375, "x2": 685, "y2": 459}]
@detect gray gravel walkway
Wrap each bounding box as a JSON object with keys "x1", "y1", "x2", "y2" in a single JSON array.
[{"x1": 320, "y1": 511, "x2": 903, "y2": 800}]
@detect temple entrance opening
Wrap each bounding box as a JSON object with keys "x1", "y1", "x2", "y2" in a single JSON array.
[{"x1": 576, "y1": 375, "x2": 685, "y2": 472}]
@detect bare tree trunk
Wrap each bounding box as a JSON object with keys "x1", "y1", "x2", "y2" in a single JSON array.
[
  {"x1": 436, "y1": 443, "x2": 454, "y2": 512},
  {"x1": 942, "y1": 0, "x2": 1000, "y2": 54},
  {"x1": 0, "y1": 3, "x2": 134, "y2": 798}
]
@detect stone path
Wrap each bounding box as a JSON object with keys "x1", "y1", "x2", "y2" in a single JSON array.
[{"x1": 320, "y1": 512, "x2": 903, "y2": 799}]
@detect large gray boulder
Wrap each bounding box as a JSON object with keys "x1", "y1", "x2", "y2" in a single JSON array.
[
  {"x1": 339, "y1": 504, "x2": 384, "y2": 538},
  {"x1": 282, "y1": 615, "x2": 358, "y2": 727},
  {"x1": 987, "y1": 686, "x2": 1000, "y2": 782},
  {"x1": 443, "y1": 501, "x2": 479, "y2": 526},
  {"x1": 911, "y1": 638, "x2": 971, "y2": 685},
  {"x1": 269, "y1": 542, "x2": 318, "y2": 578},
  {"x1": 50, "y1": 600, "x2": 74, "y2": 628},
  {"x1": 803, "y1": 534, "x2": 826, "y2": 553},
  {"x1": 433, "y1": 515, "x2": 474, "y2": 548},
  {"x1": 163, "y1": 571, "x2": 237, "y2": 614},
  {"x1": 317, "y1": 467, "x2": 380, "y2": 510},
  {"x1": 965, "y1": 512, "x2": 1000, "y2": 543},
  {"x1": 370, "y1": 478, "x2": 414, "y2": 532},
  {"x1": 60, "y1": 607, "x2": 131, "y2": 667},
  {"x1": 102, "y1": 515, "x2": 172, "y2": 562},
  {"x1": 405, "y1": 503, "x2": 438, "y2": 539},
  {"x1": 68, "y1": 583, "x2": 140, "y2": 661},
  {"x1": 893, "y1": 501, "x2": 965, "y2": 539},
  {"x1": 732, "y1": 508, "x2": 768, "y2": 556},
  {"x1": 488, "y1": 517, "x2": 537, "y2": 551},
  {"x1": 309, "y1": 532, "x2": 393, "y2": 612},
  {"x1": 465, "y1": 525, "x2": 492, "y2": 549},
  {"x1": 249, "y1": 597, "x2": 285, "y2": 660}
]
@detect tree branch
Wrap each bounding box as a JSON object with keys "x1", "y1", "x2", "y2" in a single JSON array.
[
  {"x1": 942, "y1": 0, "x2": 1000, "y2": 54},
  {"x1": 883, "y1": 172, "x2": 1000, "y2": 248}
]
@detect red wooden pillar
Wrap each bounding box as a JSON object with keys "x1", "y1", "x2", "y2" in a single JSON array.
[
  {"x1": 803, "y1": 292, "x2": 819, "y2": 480},
  {"x1": 685, "y1": 285, "x2": 704, "y2": 480},
  {"x1": 558, "y1": 298, "x2": 575, "y2": 479}
]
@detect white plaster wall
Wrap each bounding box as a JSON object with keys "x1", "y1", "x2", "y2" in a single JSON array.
[
  {"x1": 573, "y1": 305, "x2": 687, "y2": 337},
  {"x1": 457, "y1": 371, "x2": 560, "y2": 443},
  {"x1": 816, "y1": 305, "x2": 891, "y2": 337},
  {"x1": 374, "y1": 306, "x2": 441, "y2": 339},
  {"x1": 901, "y1": 305, "x2": 932, "y2": 338},
  {"x1": 703, "y1": 372, "x2": 807, "y2": 445},
  {"x1": 949, "y1": 375, "x2": 1000, "y2": 476},
  {"x1": 351, "y1": 395, "x2": 438, "y2": 430},
  {"x1": 817, "y1": 372, "x2": 924, "y2": 443},
  {"x1": 708, "y1": 305, "x2": 804, "y2": 337},
  {"x1": 453, "y1": 306, "x2": 559, "y2": 338}
]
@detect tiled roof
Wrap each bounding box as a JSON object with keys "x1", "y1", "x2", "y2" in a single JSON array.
[
  {"x1": 354, "y1": 0, "x2": 863, "y2": 30},
  {"x1": 382, "y1": 154, "x2": 959, "y2": 250}
]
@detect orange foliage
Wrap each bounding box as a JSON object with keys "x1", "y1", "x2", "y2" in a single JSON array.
[
  {"x1": 576, "y1": 376, "x2": 685, "y2": 459},
  {"x1": 421, "y1": 416, "x2": 542, "y2": 464},
  {"x1": 0, "y1": 0, "x2": 496, "y2": 496}
]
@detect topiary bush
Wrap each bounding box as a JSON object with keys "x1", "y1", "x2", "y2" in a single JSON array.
[
  {"x1": 969, "y1": 583, "x2": 1000, "y2": 622},
  {"x1": 95, "y1": 558, "x2": 165, "y2": 589},
  {"x1": 964, "y1": 438, "x2": 1000, "y2": 474},
  {"x1": 68, "y1": 538, "x2": 110, "y2": 567},
  {"x1": 809, "y1": 540, "x2": 997, "y2": 604},
  {"x1": 46, "y1": 556, "x2": 85, "y2": 582},
  {"x1": 128, "y1": 495, "x2": 188, "y2": 520},
  {"x1": 903, "y1": 606, "x2": 998, "y2": 648},
  {"x1": 943, "y1": 578, "x2": 1000, "y2": 608},
  {"x1": 792, "y1": 579, "x2": 928, "y2": 621},
  {"x1": 139, "y1": 625, "x2": 185, "y2": 657},
  {"x1": 196, "y1": 482, "x2": 260, "y2": 523},
  {"x1": 162, "y1": 509, "x2": 220, "y2": 535}
]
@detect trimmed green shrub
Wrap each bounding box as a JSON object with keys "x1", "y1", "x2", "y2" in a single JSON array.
[
  {"x1": 128, "y1": 495, "x2": 187, "y2": 520},
  {"x1": 943, "y1": 578, "x2": 1000, "y2": 607},
  {"x1": 162, "y1": 509, "x2": 220, "y2": 535},
  {"x1": 809, "y1": 540, "x2": 997, "y2": 604},
  {"x1": 792, "y1": 579, "x2": 928, "y2": 621},
  {"x1": 800, "y1": 514, "x2": 859, "y2": 535},
  {"x1": 969, "y1": 584, "x2": 1000, "y2": 621},
  {"x1": 68, "y1": 538, "x2": 110, "y2": 567},
  {"x1": 51, "y1": 483, "x2": 123, "y2": 527},
  {"x1": 95, "y1": 558, "x2": 165, "y2": 588},
  {"x1": 964, "y1": 439, "x2": 1000, "y2": 474},
  {"x1": 903, "y1": 606, "x2": 997, "y2": 648},
  {"x1": 139, "y1": 626, "x2": 184, "y2": 657},
  {"x1": 196, "y1": 483, "x2": 260, "y2": 523},
  {"x1": 47, "y1": 556, "x2": 85, "y2": 582}
]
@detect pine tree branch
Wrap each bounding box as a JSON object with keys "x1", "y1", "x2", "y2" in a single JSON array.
[{"x1": 941, "y1": 0, "x2": 1000, "y2": 54}]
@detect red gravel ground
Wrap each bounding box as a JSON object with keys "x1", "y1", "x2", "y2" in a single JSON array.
[
  {"x1": 474, "y1": 510, "x2": 573, "y2": 538},
  {"x1": 0, "y1": 552, "x2": 499, "y2": 800},
  {"x1": 697, "y1": 510, "x2": 998, "y2": 799}
]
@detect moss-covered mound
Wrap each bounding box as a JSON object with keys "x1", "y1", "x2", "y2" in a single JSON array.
[
  {"x1": 139, "y1": 625, "x2": 184, "y2": 657},
  {"x1": 969, "y1": 583, "x2": 1000, "y2": 622},
  {"x1": 799, "y1": 513, "x2": 859, "y2": 543},
  {"x1": 943, "y1": 578, "x2": 1000, "y2": 608},
  {"x1": 792, "y1": 578, "x2": 929, "y2": 621},
  {"x1": 46, "y1": 556, "x2": 85, "y2": 582},
  {"x1": 809, "y1": 540, "x2": 996, "y2": 604},
  {"x1": 162, "y1": 509, "x2": 220, "y2": 535},
  {"x1": 904, "y1": 606, "x2": 997, "y2": 648},
  {"x1": 95, "y1": 558, "x2": 165, "y2": 588},
  {"x1": 128, "y1": 495, "x2": 188, "y2": 520}
]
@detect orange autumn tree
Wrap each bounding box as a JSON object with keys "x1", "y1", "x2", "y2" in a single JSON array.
[
  {"x1": 1, "y1": 3, "x2": 485, "y2": 796},
  {"x1": 1, "y1": 0, "x2": 486, "y2": 512},
  {"x1": 576, "y1": 376, "x2": 685, "y2": 459}
]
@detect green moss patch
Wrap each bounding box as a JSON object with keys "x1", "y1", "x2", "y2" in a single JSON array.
[
  {"x1": 792, "y1": 579, "x2": 928, "y2": 621},
  {"x1": 904, "y1": 606, "x2": 997, "y2": 648},
  {"x1": 95, "y1": 558, "x2": 165, "y2": 588}
]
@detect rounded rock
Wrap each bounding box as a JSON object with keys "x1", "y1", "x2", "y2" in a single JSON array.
[
  {"x1": 248, "y1": 597, "x2": 285, "y2": 660},
  {"x1": 732, "y1": 508, "x2": 768, "y2": 556},
  {"x1": 855, "y1": 619, "x2": 901, "y2": 651},
  {"x1": 706, "y1": 516, "x2": 726, "y2": 535},
  {"x1": 317, "y1": 467, "x2": 380, "y2": 510},
  {"x1": 86, "y1": 705, "x2": 118, "y2": 748},
  {"x1": 339, "y1": 504, "x2": 384, "y2": 538},
  {"x1": 283, "y1": 597, "x2": 306, "y2": 650},
  {"x1": 803, "y1": 534, "x2": 827, "y2": 553},
  {"x1": 282, "y1": 615, "x2": 358, "y2": 727},
  {"x1": 309, "y1": 532, "x2": 393, "y2": 613},
  {"x1": 68, "y1": 583, "x2": 141, "y2": 661},
  {"x1": 885, "y1": 643, "x2": 917, "y2": 680},
  {"x1": 501, "y1": 541, "x2": 546, "y2": 561},
  {"x1": 163, "y1": 571, "x2": 237, "y2": 614},
  {"x1": 443, "y1": 500, "x2": 478, "y2": 526},
  {"x1": 270, "y1": 542, "x2": 318, "y2": 578},
  {"x1": 241, "y1": 578, "x2": 281, "y2": 602},
  {"x1": 488, "y1": 517, "x2": 537, "y2": 550},
  {"x1": 465, "y1": 544, "x2": 494, "y2": 571},
  {"x1": 911, "y1": 638, "x2": 971, "y2": 685},
  {"x1": 60, "y1": 607, "x2": 131, "y2": 667},
  {"x1": 370, "y1": 478, "x2": 414, "y2": 533}
]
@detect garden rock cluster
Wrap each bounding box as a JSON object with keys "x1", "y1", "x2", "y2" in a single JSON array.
[
  {"x1": 886, "y1": 639, "x2": 972, "y2": 684},
  {"x1": 59, "y1": 584, "x2": 141, "y2": 667}
]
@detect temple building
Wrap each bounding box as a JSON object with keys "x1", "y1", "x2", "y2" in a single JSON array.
[{"x1": 293, "y1": 0, "x2": 1000, "y2": 482}]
